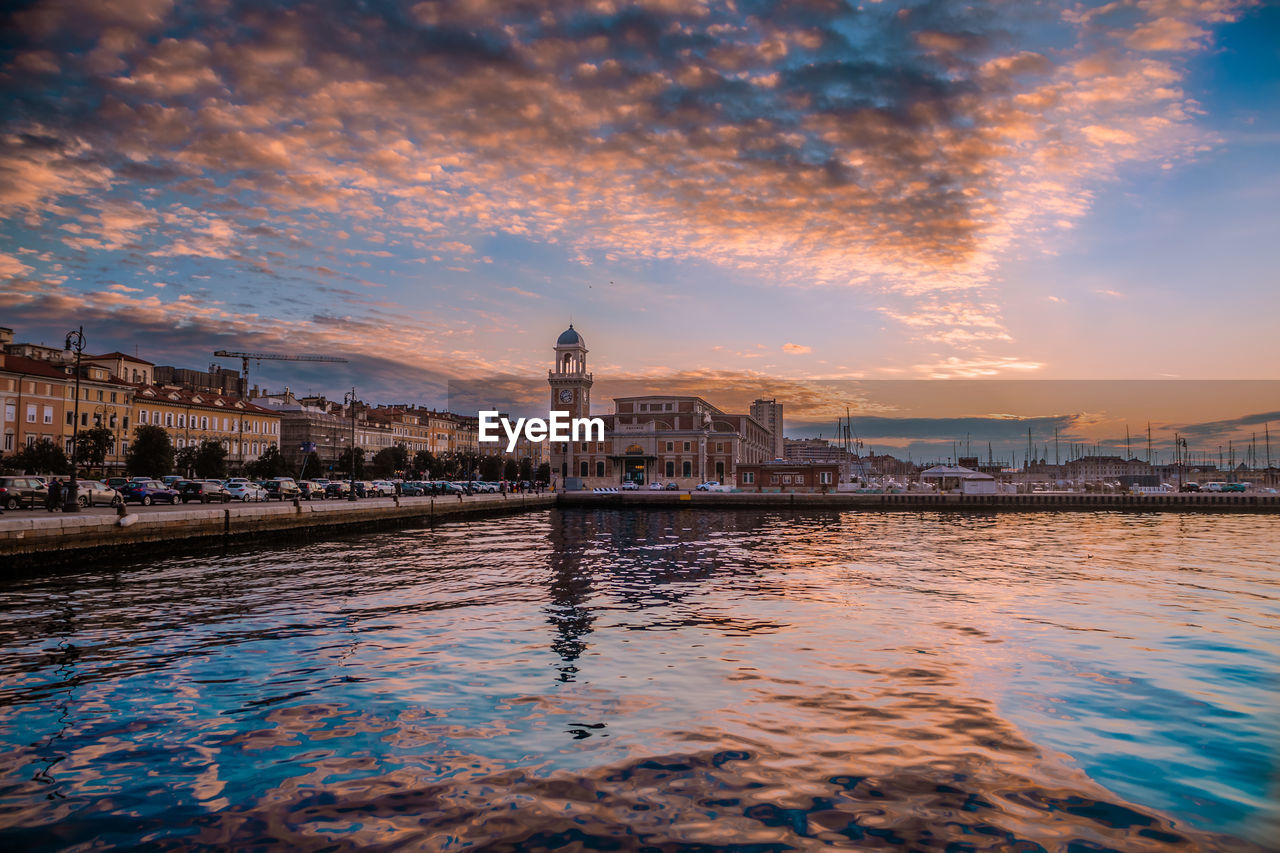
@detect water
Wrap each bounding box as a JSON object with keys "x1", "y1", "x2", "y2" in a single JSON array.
[{"x1": 0, "y1": 508, "x2": 1277, "y2": 851}]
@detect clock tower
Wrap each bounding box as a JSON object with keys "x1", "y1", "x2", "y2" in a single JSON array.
[{"x1": 548, "y1": 324, "x2": 592, "y2": 419}]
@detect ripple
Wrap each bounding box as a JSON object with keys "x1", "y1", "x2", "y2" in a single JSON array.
[{"x1": 0, "y1": 509, "x2": 1276, "y2": 850}]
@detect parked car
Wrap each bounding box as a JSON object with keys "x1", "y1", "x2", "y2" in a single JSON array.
[
  {"x1": 297, "y1": 480, "x2": 327, "y2": 500},
  {"x1": 620, "y1": 481, "x2": 639, "y2": 491},
  {"x1": 1221, "y1": 482, "x2": 1247, "y2": 493},
  {"x1": 0, "y1": 476, "x2": 44, "y2": 509},
  {"x1": 120, "y1": 479, "x2": 181, "y2": 506},
  {"x1": 1204, "y1": 482, "x2": 1226, "y2": 492},
  {"x1": 162, "y1": 475, "x2": 184, "y2": 487},
  {"x1": 106, "y1": 477, "x2": 130, "y2": 490},
  {"x1": 1180, "y1": 482, "x2": 1201, "y2": 492},
  {"x1": 262, "y1": 478, "x2": 302, "y2": 500},
  {"x1": 226, "y1": 481, "x2": 266, "y2": 501},
  {"x1": 664, "y1": 482, "x2": 679, "y2": 490},
  {"x1": 325, "y1": 481, "x2": 353, "y2": 498},
  {"x1": 400, "y1": 481, "x2": 426, "y2": 496},
  {"x1": 370, "y1": 480, "x2": 396, "y2": 497},
  {"x1": 648, "y1": 482, "x2": 665, "y2": 491},
  {"x1": 695, "y1": 482, "x2": 717, "y2": 491},
  {"x1": 352, "y1": 480, "x2": 375, "y2": 498},
  {"x1": 76, "y1": 480, "x2": 124, "y2": 507},
  {"x1": 180, "y1": 480, "x2": 233, "y2": 503}
]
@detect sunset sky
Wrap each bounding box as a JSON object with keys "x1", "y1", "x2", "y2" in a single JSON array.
[{"x1": 1, "y1": 0, "x2": 1277, "y2": 432}]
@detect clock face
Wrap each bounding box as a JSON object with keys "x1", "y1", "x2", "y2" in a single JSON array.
[{"x1": 559, "y1": 389, "x2": 574, "y2": 403}]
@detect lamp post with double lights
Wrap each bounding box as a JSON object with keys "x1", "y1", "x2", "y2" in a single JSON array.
[
  {"x1": 93, "y1": 403, "x2": 118, "y2": 478},
  {"x1": 62, "y1": 326, "x2": 86, "y2": 512}
]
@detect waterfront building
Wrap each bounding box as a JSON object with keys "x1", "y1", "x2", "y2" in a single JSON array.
[
  {"x1": 735, "y1": 461, "x2": 839, "y2": 492},
  {"x1": 546, "y1": 325, "x2": 772, "y2": 489},
  {"x1": 750, "y1": 398, "x2": 785, "y2": 460},
  {"x1": 129, "y1": 384, "x2": 281, "y2": 469},
  {"x1": 0, "y1": 351, "x2": 136, "y2": 473}
]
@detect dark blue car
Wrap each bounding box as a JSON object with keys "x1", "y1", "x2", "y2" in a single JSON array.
[{"x1": 120, "y1": 479, "x2": 181, "y2": 506}]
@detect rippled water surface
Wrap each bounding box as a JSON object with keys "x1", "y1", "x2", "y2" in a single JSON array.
[{"x1": 1, "y1": 509, "x2": 1277, "y2": 851}]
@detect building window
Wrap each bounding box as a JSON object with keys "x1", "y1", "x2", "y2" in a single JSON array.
[
  {"x1": 123, "y1": 416, "x2": 129, "y2": 429},
  {"x1": 96, "y1": 390, "x2": 104, "y2": 401},
  {"x1": 683, "y1": 441, "x2": 690, "y2": 451},
  {"x1": 665, "y1": 460, "x2": 675, "y2": 478},
  {"x1": 80, "y1": 412, "x2": 88, "y2": 427},
  {"x1": 596, "y1": 461, "x2": 605, "y2": 478},
  {"x1": 682, "y1": 461, "x2": 692, "y2": 478},
  {"x1": 770, "y1": 474, "x2": 779, "y2": 484},
  {"x1": 579, "y1": 460, "x2": 589, "y2": 477},
  {"x1": 741, "y1": 471, "x2": 754, "y2": 484},
  {"x1": 201, "y1": 417, "x2": 208, "y2": 430},
  {"x1": 66, "y1": 411, "x2": 74, "y2": 426},
  {"x1": 819, "y1": 471, "x2": 833, "y2": 484},
  {"x1": 782, "y1": 474, "x2": 792, "y2": 484},
  {"x1": 65, "y1": 438, "x2": 74, "y2": 454},
  {"x1": 42, "y1": 406, "x2": 53, "y2": 424},
  {"x1": 111, "y1": 392, "x2": 117, "y2": 403},
  {"x1": 3, "y1": 432, "x2": 11, "y2": 451},
  {"x1": 165, "y1": 413, "x2": 173, "y2": 427},
  {"x1": 3, "y1": 404, "x2": 12, "y2": 422}
]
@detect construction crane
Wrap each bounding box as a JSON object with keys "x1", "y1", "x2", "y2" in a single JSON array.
[
  {"x1": 213, "y1": 350, "x2": 349, "y2": 471},
  {"x1": 214, "y1": 350, "x2": 348, "y2": 387}
]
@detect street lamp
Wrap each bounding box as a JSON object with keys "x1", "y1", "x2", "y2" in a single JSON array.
[
  {"x1": 344, "y1": 387, "x2": 358, "y2": 501},
  {"x1": 62, "y1": 326, "x2": 86, "y2": 512},
  {"x1": 93, "y1": 403, "x2": 118, "y2": 478}
]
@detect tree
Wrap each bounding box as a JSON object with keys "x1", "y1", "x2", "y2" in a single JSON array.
[
  {"x1": 413, "y1": 449, "x2": 436, "y2": 477},
  {"x1": 478, "y1": 455, "x2": 502, "y2": 481},
  {"x1": 246, "y1": 444, "x2": 288, "y2": 478},
  {"x1": 195, "y1": 440, "x2": 228, "y2": 479},
  {"x1": 336, "y1": 446, "x2": 365, "y2": 478},
  {"x1": 536, "y1": 462, "x2": 551, "y2": 484},
  {"x1": 502, "y1": 458, "x2": 519, "y2": 481},
  {"x1": 175, "y1": 445, "x2": 199, "y2": 477},
  {"x1": 6, "y1": 439, "x2": 68, "y2": 475},
  {"x1": 79, "y1": 426, "x2": 115, "y2": 476},
  {"x1": 370, "y1": 443, "x2": 409, "y2": 479},
  {"x1": 127, "y1": 425, "x2": 173, "y2": 477},
  {"x1": 518, "y1": 458, "x2": 533, "y2": 482}
]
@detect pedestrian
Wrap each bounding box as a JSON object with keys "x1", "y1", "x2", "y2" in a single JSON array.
[
  {"x1": 46, "y1": 478, "x2": 62, "y2": 512},
  {"x1": 394, "y1": 481, "x2": 402, "y2": 497}
]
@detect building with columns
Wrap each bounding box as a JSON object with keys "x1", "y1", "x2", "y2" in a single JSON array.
[{"x1": 547, "y1": 325, "x2": 774, "y2": 490}]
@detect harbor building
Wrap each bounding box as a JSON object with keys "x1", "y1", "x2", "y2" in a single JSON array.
[{"x1": 547, "y1": 325, "x2": 774, "y2": 489}]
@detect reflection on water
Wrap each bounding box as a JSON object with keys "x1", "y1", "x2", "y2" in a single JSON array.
[{"x1": 0, "y1": 509, "x2": 1276, "y2": 851}]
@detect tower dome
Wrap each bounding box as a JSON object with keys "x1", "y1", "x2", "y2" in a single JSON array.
[{"x1": 557, "y1": 324, "x2": 584, "y2": 347}]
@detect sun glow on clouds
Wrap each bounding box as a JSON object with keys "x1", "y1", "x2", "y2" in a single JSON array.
[{"x1": 0, "y1": 0, "x2": 1257, "y2": 385}]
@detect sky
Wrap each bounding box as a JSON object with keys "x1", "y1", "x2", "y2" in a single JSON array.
[{"x1": 1, "y1": 0, "x2": 1277, "y2": 448}]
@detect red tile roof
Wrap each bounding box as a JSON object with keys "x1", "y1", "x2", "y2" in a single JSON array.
[{"x1": 130, "y1": 383, "x2": 277, "y2": 415}]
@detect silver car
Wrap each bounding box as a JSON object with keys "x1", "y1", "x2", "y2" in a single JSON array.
[{"x1": 74, "y1": 480, "x2": 123, "y2": 507}]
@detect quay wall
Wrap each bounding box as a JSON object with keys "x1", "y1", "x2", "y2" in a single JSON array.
[
  {"x1": 0, "y1": 493, "x2": 554, "y2": 571},
  {"x1": 3, "y1": 490, "x2": 1275, "y2": 572},
  {"x1": 557, "y1": 491, "x2": 1280, "y2": 513}
]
